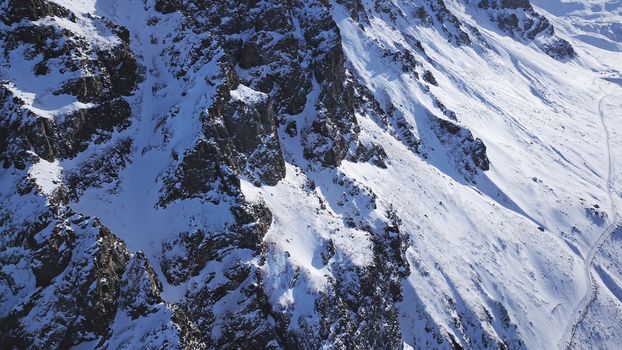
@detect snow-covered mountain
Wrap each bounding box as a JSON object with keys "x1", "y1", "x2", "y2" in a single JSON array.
[{"x1": 1, "y1": 0, "x2": 621, "y2": 348}]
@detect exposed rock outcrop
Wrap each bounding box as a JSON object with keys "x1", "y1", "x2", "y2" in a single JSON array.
[
  {"x1": 432, "y1": 117, "x2": 490, "y2": 181},
  {"x1": 476, "y1": 0, "x2": 575, "y2": 59}
]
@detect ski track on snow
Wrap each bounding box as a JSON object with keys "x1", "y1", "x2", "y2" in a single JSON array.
[{"x1": 558, "y1": 76, "x2": 621, "y2": 350}]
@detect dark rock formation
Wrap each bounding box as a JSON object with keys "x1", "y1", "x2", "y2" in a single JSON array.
[
  {"x1": 350, "y1": 142, "x2": 389, "y2": 168},
  {"x1": 0, "y1": 0, "x2": 75, "y2": 25},
  {"x1": 1, "y1": 216, "x2": 130, "y2": 349},
  {"x1": 432, "y1": 117, "x2": 490, "y2": 181},
  {"x1": 160, "y1": 199, "x2": 277, "y2": 348},
  {"x1": 160, "y1": 0, "x2": 361, "y2": 167},
  {"x1": 316, "y1": 216, "x2": 409, "y2": 349},
  {"x1": 477, "y1": 0, "x2": 575, "y2": 59}
]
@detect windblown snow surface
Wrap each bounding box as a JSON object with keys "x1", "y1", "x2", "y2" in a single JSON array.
[{"x1": 1, "y1": 0, "x2": 622, "y2": 348}]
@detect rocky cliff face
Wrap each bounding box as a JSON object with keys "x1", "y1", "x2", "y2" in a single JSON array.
[
  {"x1": 2, "y1": 0, "x2": 621, "y2": 349},
  {"x1": 475, "y1": 0, "x2": 575, "y2": 59}
]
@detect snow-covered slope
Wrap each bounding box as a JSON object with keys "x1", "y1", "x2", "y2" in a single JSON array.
[{"x1": 1, "y1": 0, "x2": 621, "y2": 349}]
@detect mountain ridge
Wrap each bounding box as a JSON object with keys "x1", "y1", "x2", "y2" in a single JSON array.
[{"x1": 1, "y1": 0, "x2": 621, "y2": 348}]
